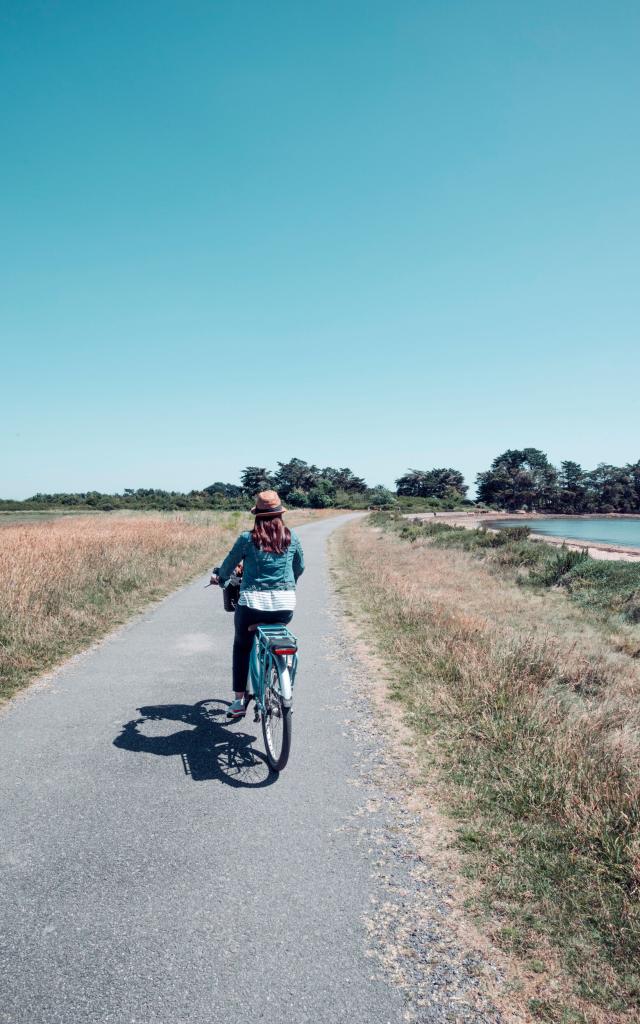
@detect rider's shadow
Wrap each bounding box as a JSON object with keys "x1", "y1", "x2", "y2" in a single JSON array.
[{"x1": 114, "y1": 699, "x2": 276, "y2": 788}]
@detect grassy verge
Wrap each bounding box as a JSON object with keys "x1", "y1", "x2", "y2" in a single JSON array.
[
  {"x1": 332, "y1": 515, "x2": 640, "y2": 1023},
  {"x1": 0, "y1": 507, "x2": 334, "y2": 702},
  {"x1": 389, "y1": 514, "x2": 640, "y2": 635}
]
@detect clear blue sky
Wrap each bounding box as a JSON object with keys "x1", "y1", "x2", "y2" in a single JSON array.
[{"x1": 2, "y1": 0, "x2": 639, "y2": 498}]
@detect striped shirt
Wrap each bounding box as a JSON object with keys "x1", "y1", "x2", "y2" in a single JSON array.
[{"x1": 238, "y1": 589, "x2": 297, "y2": 612}]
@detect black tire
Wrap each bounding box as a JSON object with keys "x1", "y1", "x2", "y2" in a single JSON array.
[{"x1": 261, "y1": 664, "x2": 292, "y2": 772}]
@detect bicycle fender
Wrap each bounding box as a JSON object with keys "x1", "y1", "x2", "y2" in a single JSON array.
[{"x1": 275, "y1": 658, "x2": 293, "y2": 702}]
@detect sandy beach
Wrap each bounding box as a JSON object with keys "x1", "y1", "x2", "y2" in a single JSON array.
[{"x1": 405, "y1": 510, "x2": 640, "y2": 562}]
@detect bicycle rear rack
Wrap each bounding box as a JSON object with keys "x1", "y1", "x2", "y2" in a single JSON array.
[
  {"x1": 256, "y1": 624, "x2": 298, "y2": 656},
  {"x1": 251, "y1": 625, "x2": 299, "y2": 710}
]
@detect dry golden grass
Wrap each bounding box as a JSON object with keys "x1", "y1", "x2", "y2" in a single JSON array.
[
  {"x1": 0, "y1": 507, "x2": 333, "y2": 702},
  {"x1": 0, "y1": 511, "x2": 246, "y2": 700},
  {"x1": 334, "y1": 519, "x2": 640, "y2": 1024}
]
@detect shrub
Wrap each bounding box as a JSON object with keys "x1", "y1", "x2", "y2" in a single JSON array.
[
  {"x1": 531, "y1": 547, "x2": 591, "y2": 587},
  {"x1": 287, "y1": 488, "x2": 309, "y2": 508},
  {"x1": 368, "y1": 487, "x2": 397, "y2": 509},
  {"x1": 561, "y1": 558, "x2": 640, "y2": 623},
  {"x1": 495, "y1": 525, "x2": 531, "y2": 542},
  {"x1": 307, "y1": 486, "x2": 334, "y2": 508},
  {"x1": 398, "y1": 520, "x2": 457, "y2": 543}
]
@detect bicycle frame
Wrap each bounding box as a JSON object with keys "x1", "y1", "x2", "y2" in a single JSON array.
[{"x1": 249, "y1": 625, "x2": 299, "y2": 713}]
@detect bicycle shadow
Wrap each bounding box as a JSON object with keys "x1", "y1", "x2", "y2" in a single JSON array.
[{"x1": 113, "y1": 698, "x2": 277, "y2": 788}]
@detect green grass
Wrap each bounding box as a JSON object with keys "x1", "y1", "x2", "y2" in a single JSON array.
[{"x1": 563, "y1": 560, "x2": 640, "y2": 623}]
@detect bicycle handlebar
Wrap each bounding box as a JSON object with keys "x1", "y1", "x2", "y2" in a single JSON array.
[
  {"x1": 207, "y1": 568, "x2": 241, "y2": 610},
  {"x1": 209, "y1": 566, "x2": 241, "y2": 586}
]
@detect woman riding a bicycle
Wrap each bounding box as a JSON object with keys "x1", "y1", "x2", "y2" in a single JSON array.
[{"x1": 211, "y1": 490, "x2": 304, "y2": 719}]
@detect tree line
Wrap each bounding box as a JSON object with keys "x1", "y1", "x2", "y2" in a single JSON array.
[
  {"x1": 1, "y1": 459, "x2": 397, "y2": 512},
  {"x1": 3, "y1": 450, "x2": 638, "y2": 513},
  {"x1": 476, "y1": 448, "x2": 640, "y2": 513}
]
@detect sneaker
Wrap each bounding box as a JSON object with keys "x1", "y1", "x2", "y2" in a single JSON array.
[{"x1": 226, "y1": 698, "x2": 248, "y2": 720}]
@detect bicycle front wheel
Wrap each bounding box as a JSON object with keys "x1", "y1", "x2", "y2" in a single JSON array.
[{"x1": 262, "y1": 664, "x2": 292, "y2": 772}]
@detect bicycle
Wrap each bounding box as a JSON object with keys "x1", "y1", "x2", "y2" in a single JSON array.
[{"x1": 211, "y1": 571, "x2": 299, "y2": 772}]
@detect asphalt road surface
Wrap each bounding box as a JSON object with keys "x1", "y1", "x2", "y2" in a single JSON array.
[{"x1": 0, "y1": 514, "x2": 410, "y2": 1024}]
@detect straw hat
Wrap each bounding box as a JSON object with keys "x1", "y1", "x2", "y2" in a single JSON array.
[{"x1": 250, "y1": 490, "x2": 287, "y2": 516}]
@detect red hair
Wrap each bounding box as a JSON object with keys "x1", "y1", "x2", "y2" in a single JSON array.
[{"x1": 251, "y1": 513, "x2": 291, "y2": 555}]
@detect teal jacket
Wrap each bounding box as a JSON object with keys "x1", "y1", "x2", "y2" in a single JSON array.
[{"x1": 216, "y1": 530, "x2": 305, "y2": 592}]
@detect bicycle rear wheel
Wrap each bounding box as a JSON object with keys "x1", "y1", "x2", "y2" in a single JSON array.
[{"x1": 261, "y1": 663, "x2": 292, "y2": 772}]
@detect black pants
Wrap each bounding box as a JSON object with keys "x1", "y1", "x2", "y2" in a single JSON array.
[{"x1": 232, "y1": 604, "x2": 294, "y2": 693}]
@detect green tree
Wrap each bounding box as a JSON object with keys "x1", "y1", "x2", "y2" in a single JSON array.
[
  {"x1": 557, "y1": 461, "x2": 588, "y2": 513},
  {"x1": 368, "y1": 486, "x2": 397, "y2": 508},
  {"x1": 627, "y1": 461, "x2": 640, "y2": 512},
  {"x1": 320, "y1": 467, "x2": 367, "y2": 492},
  {"x1": 587, "y1": 464, "x2": 637, "y2": 513},
  {"x1": 240, "y1": 467, "x2": 274, "y2": 496},
  {"x1": 204, "y1": 481, "x2": 243, "y2": 498},
  {"x1": 476, "y1": 449, "x2": 557, "y2": 510},
  {"x1": 307, "y1": 479, "x2": 336, "y2": 508},
  {"x1": 274, "y1": 458, "x2": 319, "y2": 498},
  {"x1": 395, "y1": 468, "x2": 467, "y2": 499}
]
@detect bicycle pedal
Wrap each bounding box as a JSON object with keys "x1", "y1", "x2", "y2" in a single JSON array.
[{"x1": 253, "y1": 710, "x2": 260, "y2": 723}]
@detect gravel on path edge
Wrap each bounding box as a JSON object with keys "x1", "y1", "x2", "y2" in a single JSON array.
[{"x1": 327, "y1": 523, "x2": 529, "y2": 1024}]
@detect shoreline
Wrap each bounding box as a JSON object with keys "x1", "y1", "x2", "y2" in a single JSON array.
[{"x1": 405, "y1": 510, "x2": 640, "y2": 563}]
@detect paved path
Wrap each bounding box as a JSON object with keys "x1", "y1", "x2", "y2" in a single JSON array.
[{"x1": 0, "y1": 514, "x2": 405, "y2": 1024}]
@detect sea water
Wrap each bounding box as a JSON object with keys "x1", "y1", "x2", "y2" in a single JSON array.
[{"x1": 492, "y1": 517, "x2": 640, "y2": 549}]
